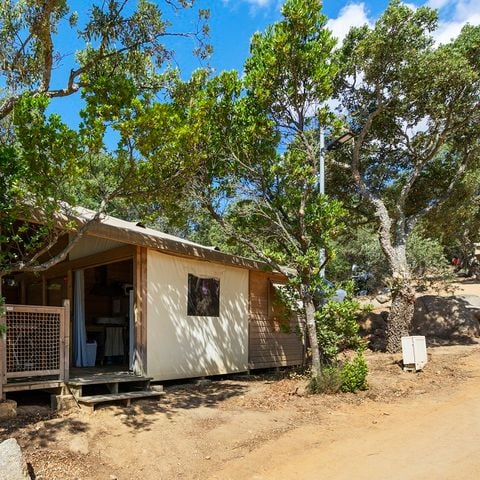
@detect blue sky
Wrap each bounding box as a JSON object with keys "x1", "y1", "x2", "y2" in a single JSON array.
[
  {"x1": 81, "y1": 0, "x2": 480, "y2": 75},
  {"x1": 49, "y1": 0, "x2": 480, "y2": 128},
  {"x1": 129, "y1": 0, "x2": 416, "y2": 76}
]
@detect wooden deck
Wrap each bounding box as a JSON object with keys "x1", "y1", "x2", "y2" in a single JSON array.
[
  {"x1": 70, "y1": 366, "x2": 132, "y2": 381},
  {"x1": 2, "y1": 368, "x2": 164, "y2": 413},
  {"x1": 67, "y1": 369, "x2": 163, "y2": 412},
  {"x1": 2, "y1": 378, "x2": 64, "y2": 393}
]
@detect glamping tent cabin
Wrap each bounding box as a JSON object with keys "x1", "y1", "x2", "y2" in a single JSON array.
[{"x1": 0, "y1": 210, "x2": 304, "y2": 400}]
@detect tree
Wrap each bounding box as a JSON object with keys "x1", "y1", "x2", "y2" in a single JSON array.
[
  {"x1": 420, "y1": 167, "x2": 480, "y2": 270},
  {"x1": 0, "y1": 1, "x2": 208, "y2": 285},
  {"x1": 141, "y1": 0, "x2": 350, "y2": 376},
  {"x1": 329, "y1": 225, "x2": 452, "y2": 292},
  {"x1": 333, "y1": 1, "x2": 480, "y2": 352}
]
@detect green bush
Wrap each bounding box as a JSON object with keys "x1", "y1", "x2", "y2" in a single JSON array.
[
  {"x1": 315, "y1": 286, "x2": 369, "y2": 362},
  {"x1": 308, "y1": 352, "x2": 369, "y2": 395},
  {"x1": 340, "y1": 353, "x2": 368, "y2": 393},
  {"x1": 307, "y1": 366, "x2": 342, "y2": 394}
]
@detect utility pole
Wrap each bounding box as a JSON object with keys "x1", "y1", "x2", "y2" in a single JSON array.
[
  {"x1": 319, "y1": 126, "x2": 326, "y2": 278},
  {"x1": 319, "y1": 127, "x2": 325, "y2": 195}
]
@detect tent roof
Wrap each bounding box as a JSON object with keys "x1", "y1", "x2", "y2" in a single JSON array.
[{"x1": 74, "y1": 207, "x2": 269, "y2": 271}]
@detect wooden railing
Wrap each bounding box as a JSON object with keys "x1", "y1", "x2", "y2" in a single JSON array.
[{"x1": 0, "y1": 300, "x2": 69, "y2": 399}]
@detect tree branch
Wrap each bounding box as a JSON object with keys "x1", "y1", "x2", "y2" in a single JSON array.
[{"x1": 5, "y1": 204, "x2": 106, "y2": 275}]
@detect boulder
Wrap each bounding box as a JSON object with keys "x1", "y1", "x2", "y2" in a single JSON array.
[
  {"x1": 362, "y1": 294, "x2": 480, "y2": 349},
  {"x1": 0, "y1": 438, "x2": 30, "y2": 480},
  {"x1": 412, "y1": 295, "x2": 480, "y2": 342}
]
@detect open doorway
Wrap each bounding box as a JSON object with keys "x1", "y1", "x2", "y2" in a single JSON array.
[{"x1": 74, "y1": 259, "x2": 134, "y2": 371}]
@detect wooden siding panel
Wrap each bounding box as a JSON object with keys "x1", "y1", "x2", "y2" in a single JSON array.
[{"x1": 248, "y1": 271, "x2": 304, "y2": 370}]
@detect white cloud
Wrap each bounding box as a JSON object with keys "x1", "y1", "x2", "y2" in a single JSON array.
[
  {"x1": 245, "y1": 0, "x2": 272, "y2": 6},
  {"x1": 324, "y1": 1, "x2": 480, "y2": 46},
  {"x1": 402, "y1": 2, "x2": 418, "y2": 11},
  {"x1": 223, "y1": 0, "x2": 273, "y2": 7},
  {"x1": 427, "y1": 0, "x2": 452, "y2": 8},
  {"x1": 434, "y1": 19, "x2": 466, "y2": 43},
  {"x1": 326, "y1": 3, "x2": 371, "y2": 42},
  {"x1": 222, "y1": 0, "x2": 276, "y2": 16},
  {"x1": 454, "y1": 0, "x2": 480, "y2": 19},
  {"x1": 431, "y1": 0, "x2": 480, "y2": 43}
]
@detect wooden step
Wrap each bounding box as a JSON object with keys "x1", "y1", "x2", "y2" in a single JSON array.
[
  {"x1": 77, "y1": 390, "x2": 164, "y2": 411},
  {"x1": 68, "y1": 374, "x2": 152, "y2": 387}
]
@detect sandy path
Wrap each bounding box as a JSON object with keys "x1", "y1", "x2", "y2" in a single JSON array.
[{"x1": 211, "y1": 369, "x2": 480, "y2": 479}]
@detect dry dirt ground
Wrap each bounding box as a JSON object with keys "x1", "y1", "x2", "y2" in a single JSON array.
[{"x1": 2, "y1": 281, "x2": 480, "y2": 480}]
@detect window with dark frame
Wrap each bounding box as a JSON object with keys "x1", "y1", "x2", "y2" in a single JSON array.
[{"x1": 187, "y1": 274, "x2": 220, "y2": 317}]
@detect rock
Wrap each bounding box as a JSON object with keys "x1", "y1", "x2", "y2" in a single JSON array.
[
  {"x1": 376, "y1": 294, "x2": 390, "y2": 304},
  {"x1": 0, "y1": 438, "x2": 30, "y2": 480},
  {"x1": 51, "y1": 394, "x2": 77, "y2": 412},
  {"x1": 292, "y1": 383, "x2": 308, "y2": 397},
  {"x1": 413, "y1": 295, "x2": 480, "y2": 341},
  {"x1": 0, "y1": 400, "x2": 17, "y2": 419}
]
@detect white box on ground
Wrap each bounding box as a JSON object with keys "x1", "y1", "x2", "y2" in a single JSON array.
[{"x1": 401, "y1": 336, "x2": 427, "y2": 371}]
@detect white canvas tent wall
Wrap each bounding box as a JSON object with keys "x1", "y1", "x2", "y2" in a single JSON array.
[{"x1": 146, "y1": 251, "x2": 249, "y2": 380}]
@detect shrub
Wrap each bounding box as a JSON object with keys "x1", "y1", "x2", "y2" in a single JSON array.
[
  {"x1": 315, "y1": 285, "x2": 370, "y2": 362},
  {"x1": 307, "y1": 352, "x2": 368, "y2": 394},
  {"x1": 307, "y1": 366, "x2": 342, "y2": 394},
  {"x1": 308, "y1": 352, "x2": 369, "y2": 395},
  {"x1": 340, "y1": 353, "x2": 368, "y2": 393}
]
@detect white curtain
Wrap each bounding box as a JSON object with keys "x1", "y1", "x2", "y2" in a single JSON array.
[{"x1": 73, "y1": 269, "x2": 88, "y2": 367}]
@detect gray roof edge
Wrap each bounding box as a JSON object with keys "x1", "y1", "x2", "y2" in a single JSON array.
[{"x1": 74, "y1": 207, "x2": 272, "y2": 272}]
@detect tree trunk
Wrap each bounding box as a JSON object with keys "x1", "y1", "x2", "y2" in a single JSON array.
[
  {"x1": 385, "y1": 282, "x2": 416, "y2": 353},
  {"x1": 377, "y1": 235, "x2": 416, "y2": 353},
  {"x1": 303, "y1": 293, "x2": 322, "y2": 376}
]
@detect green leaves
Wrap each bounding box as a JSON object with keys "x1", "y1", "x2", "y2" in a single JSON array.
[
  {"x1": 7, "y1": 94, "x2": 82, "y2": 216},
  {"x1": 245, "y1": 0, "x2": 337, "y2": 132},
  {"x1": 0, "y1": 1, "x2": 209, "y2": 276}
]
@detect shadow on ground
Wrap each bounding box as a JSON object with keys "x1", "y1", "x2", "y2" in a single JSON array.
[{"x1": 113, "y1": 380, "x2": 249, "y2": 430}]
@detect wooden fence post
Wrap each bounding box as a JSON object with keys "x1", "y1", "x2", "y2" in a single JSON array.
[{"x1": 63, "y1": 299, "x2": 70, "y2": 382}]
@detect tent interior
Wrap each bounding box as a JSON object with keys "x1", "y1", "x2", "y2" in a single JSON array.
[
  {"x1": 2, "y1": 258, "x2": 134, "y2": 371},
  {"x1": 79, "y1": 259, "x2": 133, "y2": 370}
]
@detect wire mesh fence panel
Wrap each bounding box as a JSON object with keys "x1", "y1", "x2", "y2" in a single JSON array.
[{"x1": 5, "y1": 306, "x2": 65, "y2": 378}]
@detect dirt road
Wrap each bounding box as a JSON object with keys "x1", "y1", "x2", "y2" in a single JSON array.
[
  {"x1": 211, "y1": 357, "x2": 480, "y2": 480},
  {"x1": 4, "y1": 344, "x2": 480, "y2": 479}
]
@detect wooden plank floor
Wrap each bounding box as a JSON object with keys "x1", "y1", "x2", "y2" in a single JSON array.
[{"x1": 68, "y1": 372, "x2": 152, "y2": 387}]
